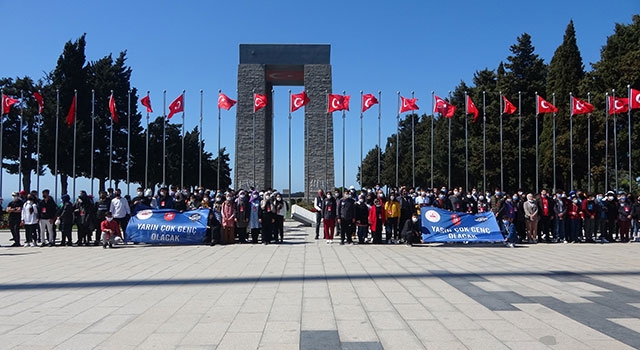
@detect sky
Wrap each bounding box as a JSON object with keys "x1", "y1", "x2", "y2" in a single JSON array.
[{"x1": 0, "y1": 0, "x2": 637, "y2": 198}]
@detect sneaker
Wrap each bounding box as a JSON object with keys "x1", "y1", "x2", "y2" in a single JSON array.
[
  {"x1": 326, "y1": 240, "x2": 330, "y2": 244},
  {"x1": 601, "y1": 238, "x2": 609, "y2": 243},
  {"x1": 507, "y1": 243, "x2": 515, "y2": 248}
]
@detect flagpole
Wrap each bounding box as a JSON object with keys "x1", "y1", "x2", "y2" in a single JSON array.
[
  {"x1": 145, "y1": 91, "x2": 150, "y2": 190},
  {"x1": 217, "y1": 89, "x2": 222, "y2": 190},
  {"x1": 464, "y1": 91, "x2": 468, "y2": 191},
  {"x1": 199, "y1": 89, "x2": 203, "y2": 188},
  {"x1": 253, "y1": 89, "x2": 257, "y2": 188},
  {"x1": 343, "y1": 90, "x2": 347, "y2": 191},
  {"x1": 360, "y1": 90, "x2": 363, "y2": 187},
  {"x1": 288, "y1": 90, "x2": 292, "y2": 205},
  {"x1": 430, "y1": 91, "x2": 435, "y2": 189},
  {"x1": 36, "y1": 90, "x2": 42, "y2": 194},
  {"x1": 482, "y1": 90, "x2": 486, "y2": 193},
  {"x1": 518, "y1": 91, "x2": 522, "y2": 189},
  {"x1": 605, "y1": 92, "x2": 609, "y2": 191},
  {"x1": 127, "y1": 89, "x2": 131, "y2": 196},
  {"x1": 109, "y1": 90, "x2": 114, "y2": 189},
  {"x1": 535, "y1": 91, "x2": 539, "y2": 193},
  {"x1": 325, "y1": 90, "x2": 329, "y2": 190},
  {"x1": 569, "y1": 92, "x2": 574, "y2": 190},
  {"x1": 181, "y1": 90, "x2": 186, "y2": 189},
  {"x1": 587, "y1": 92, "x2": 591, "y2": 193},
  {"x1": 162, "y1": 89, "x2": 166, "y2": 187},
  {"x1": 396, "y1": 91, "x2": 400, "y2": 188},
  {"x1": 613, "y1": 88, "x2": 619, "y2": 191},
  {"x1": 448, "y1": 91, "x2": 452, "y2": 190},
  {"x1": 72, "y1": 89, "x2": 77, "y2": 197},
  {"x1": 54, "y1": 88, "x2": 59, "y2": 198},
  {"x1": 377, "y1": 90, "x2": 382, "y2": 185},
  {"x1": 18, "y1": 91, "x2": 23, "y2": 190},
  {"x1": 552, "y1": 92, "x2": 556, "y2": 192},
  {"x1": 499, "y1": 91, "x2": 504, "y2": 191},
  {"x1": 90, "y1": 89, "x2": 95, "y2": 195},
  {"x1": 628, "y1": 84, "x2": 632, "y2": 193}
]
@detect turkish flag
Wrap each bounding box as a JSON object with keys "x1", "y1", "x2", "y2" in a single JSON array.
[
  {"x1": 361, "y1": 93, "x2": 378, "y2": 113},
  {"x1": 140, "y1": 95, "x2": 153, "y2": 113},
  {"x1": 434, "y1": 95, "x2": 456, "y2": 118},
  {"x1": 218, "y1": 93, "x2": 236, "y2": 111},
  {"x1": 167, "y1": 94, "x2": 184, "y2": 119},
  {"x1": 571, "y1": 96, "x2": 594, "y2": 116},
  {"x1": 291, "y1": 91, "x2": 310, "y2": 112},
  {"x1": 109, "y1": 94, "x2": 119, "y2": 123},
  {"x1": 399, "y1": 96, "x2": 419, "y2": 113},
  {"x1": 502, "y1": 96, "x2": 517, "y2": 115},
  {"x1": 1, "y1": 94, "x2": 20, "y2": 114},
  {"x1": 536, "y1": 95, "x2": 557, "y2": 114},
  {"x1": 66, "y1": 95, "x2": 76, "y2": 126},
  {"x1": 254, "y1": 93, "x2": 267, "y2": 112},
  {"x1": 630, "y1": 88, "x2": 640, "y2": 110},
  {"x1": 608, "y1": 96, "x2": 629, "y2": 115},
  {"x1": 328, "y1": 94, "x2": 350, "y2": 113},
  {"x1": 466, "y1": 95, "x2": 479, "y2": 122},
  {"x1": 32, "y1": 92, "x2": 44, "y2": 114}
]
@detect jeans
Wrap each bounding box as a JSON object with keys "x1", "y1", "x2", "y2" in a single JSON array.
[
  {"x1": 385, "y1": 217, "x2": 398, "y2": 242},
  {"x1": 356, "y1": 225, "x2": 368, "y2": 243},
  {"x1": 504, "y1": 220, "x2": 517, "y2": 244},
  {"x1": 555, "y1": 219, "x2": 566, "y2": 241}
]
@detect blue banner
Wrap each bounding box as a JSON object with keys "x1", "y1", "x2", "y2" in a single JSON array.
[
  {"x1": 126, "y1": 208, "x2": 210, "y2": 244},
  {"x1": 420, "y1": 207, "x2": 504, "y2": 243}
]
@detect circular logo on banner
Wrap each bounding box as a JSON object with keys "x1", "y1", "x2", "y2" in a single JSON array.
[
  {"x1": 451, "y1": 214, "x2": 461, "y2": 226},
  {"x1": 424, "y1": 209, "x2": 440, "y2": 223},
  {"x1": 164, "y1": 212, "x2": 176, "y2": 221},
  {"x1": 136, "y1": 209, "x2": 153, "y2": 220},
  {"x1": 188, "y1": 213, "x2": 201, "y2": 222}
]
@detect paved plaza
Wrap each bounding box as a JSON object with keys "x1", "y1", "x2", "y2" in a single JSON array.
[{"x1": 1, "y1": 221, "x2": 640, "y2": 349}]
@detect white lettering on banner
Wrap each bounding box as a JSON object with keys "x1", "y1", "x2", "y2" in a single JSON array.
[
  {"x1": 160, "y1": 225, "x2": 177, "y2": 232},
  {"x1": 448, "y1": 233, "x2": 478, "y2": 239},
  {"x1": 176, "y1": 226, "x2": 198, "y2": 234},
  {"x1": 150, "y1": 233, "x2": 180, "y2": 242},
  {"x1": 137, "y1": 223, "x2": 159, "y2": 231},
  {"x1": 430, "y1": 226, "x2": 452, "y2": 233}
]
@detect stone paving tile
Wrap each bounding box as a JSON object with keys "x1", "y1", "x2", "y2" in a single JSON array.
[{"x1": 2, "y1": 224, "x2": 640, "y2": 349}]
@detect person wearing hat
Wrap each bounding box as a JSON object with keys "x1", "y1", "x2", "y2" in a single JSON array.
[
  {"x1": 603, "y1": 191, "x2": 618, "y2": 242},
  {"x1": 6, "y1": 192, "x2": 23, "y2": 246},
  {"x1": 57, "y1": 194, "x2": 74, "y2": 246},
  {"x1": 100, "y1": 211, "x2": 122, "y2": 248}
]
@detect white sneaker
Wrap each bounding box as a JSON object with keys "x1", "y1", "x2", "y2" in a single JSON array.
[{"x1": 23, "y1": 242, "x2": 30, "y2": 247}]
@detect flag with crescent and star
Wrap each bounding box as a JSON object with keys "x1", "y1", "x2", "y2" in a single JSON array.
[
  {"x1": 361, "y1": 93, "x2": 378, "y2": 113},
  {"x1": 66, "y1": 95, "x2": 76, "y2": 126},
  {"x1": 141, "y1": 94, "x2": 153, "y2": 113},
  {"x1": 536, "y1": 95, "x2": 557, "y2": 114},
  {"x1": 167, "y1": 93, "x2": 184, "y2": 119},
  {"x1": 290, "y1": 91, "x2": 309, "y2": 112},
  {"x1": 399, "y1": 96, "x2": 419, "y2": 113},
  {"x1": 570, "y1": 96, "x2": 594, "y2": 116},
  {"x1": 218, "y1": 93, "x2": 236, "y2": 111},
  {"x1": 2, "y1": 94, "x2": 20, "y2": 114},
  {"x1": 328, "y1": 94, "x2": 350, "y2": 113},
  {"x1": 608, "y1": 96, "x2": 628, "y2": 115},
  {"x1": 630, "y1": 88, "x2": 640, "y2": 110},
  {"x1": 254, "y1": 93, "x2": 267, "y2": 112},
  {"x1": 32, "y1": 91, "x2": 44, "y2": 114},
  {"x1": 466, "y1": 95, "x2": 479, "y2": 122},
  {"x1": 109, "y1": 93, "x2": 119, "y2": 123},
  {"x1": 502, "y1": 96, "x2": 517, "y2": 115},
  {"x1": 434, "y1": 95, "x2": 456, "y2": 118}
]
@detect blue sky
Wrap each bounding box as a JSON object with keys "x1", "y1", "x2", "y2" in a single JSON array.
[{"x1": 0, "y1": 0, "x2": 637, "y2": 197}]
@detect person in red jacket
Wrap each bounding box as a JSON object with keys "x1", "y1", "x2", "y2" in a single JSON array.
[
  {"x1": 101, "y1": 211, "x2": 122, "y2": 248},
  {"x1": 368, "y1": 199, "x2": 386, "y2": 244}
]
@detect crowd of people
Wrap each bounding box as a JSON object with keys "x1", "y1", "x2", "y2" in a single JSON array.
[
  {"x1": 2, "y1": 183, "x2": 639, "y2": 249},
  {"x1": 314, "y1": 184, "x2": 640, "y2": 248}
]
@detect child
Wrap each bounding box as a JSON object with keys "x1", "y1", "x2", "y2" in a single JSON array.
[{"x1": 101, "y1": 211, "x2": 122, "y2": 248}]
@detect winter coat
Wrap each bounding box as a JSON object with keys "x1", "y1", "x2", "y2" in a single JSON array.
[
  {"x1": 322, "y1": 197, "x2": 337, "y2": 220},
  {"x1": 249, "y1": 200, "x2": 262, "y2": 229},
  {"x1": 368, "y1": 204, "x2": 386, "y2": 232},
  {"x1": 221, "y1": 200, "x2": 236, "y2": 228},
  {"x1": 384, "y1": 199, "x2": 400, "y2": 219},
  {"x1": 22, "y1": 200, "x2": 38, "y2": 225}
]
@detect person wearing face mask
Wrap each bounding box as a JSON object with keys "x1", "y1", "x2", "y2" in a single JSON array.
[
  {"x1": 313, "y1": 189, "x2": 325, "y2": 240},
  {"x1": 221, "y1": 193, "x2": 236, "y2": 244},
  {"x1": 536, "y1": 189, "x2": 554, "y2": 243},
  {"x1": 322, "y1": 192, "x2": 337, "y2": 243},
  {"x1": 582, "y1": 193, "x2": 599, "y2": 243},
  {"x1": 93, "y1": 191, "x2": 111, "y2": 245},
  {"x1": 234, "y1": 191, "x2": 250, "y2": 243},
  {"x1": 384, "y1": 193, "x2": 400, "y2": 244},
  {"x1": 100, "y1": 212, "x2": 123, "y2": 248},
  {"x1": 248, "y1": 191, "x2": 262, "y2": 244},
  {"x1": 523, "y1": 193, "x2": 539, "y2": 244},
  {"x1": 21, "y1": 194, "x2": 39, "y2": 247},
  {"x1": 618, "y1": 194, "x2": 632, "y2": 242},
  {"x1": 476, "y1": 195, "x2": 489, "y2": 214},
  {"x1": 503, "y1": 193, "x2": 517, "y2": 247},
  {"x1": 402, "y1": 212, "x2": 421, "y2": 246},
  {"x1": 74, "y1": 190, "x2": 95, "y2": 246},
  {"x1": 368, "y1": 199, "x2": 386, "y2": 244},
  {"x1": 603, "y1": 191, "x2": 618, "y2": 242},
  {"x1": 260, "y1": 192, "x2": 274, "y2": 244},
  {"x1": 273, "y1": 193, "x2": 287, "y2": 243},
  {"x1": 132, "y1": 187, "x2": 146, "y2": 207},
  {"x1": 37, "y1": 189, "x2": 58, "y2": 246},
  {"x1": 337, "y1": 190, "x2": 356, "y2": 245},
  {"x1": 465, "y1": 192, "x2": 477, "y2": 214},
  {"x1": 553, "y1": 191, "x2": 567, "y2": 243},
  {"x1": 6, "y1": 192, "x2": 23, "y2": 246},
  {"x1": 57, "y1": 194, "x2": 74, "y2": 246},
  {"x1": 157, "y1": 187, "x2": 174, "y2": 209},
  {"x1": 355, "y1": 194, "x2": 369, "y2": 244},
  {"x1": 567, "y1": 195, "x2": 582, "y2": 243}
]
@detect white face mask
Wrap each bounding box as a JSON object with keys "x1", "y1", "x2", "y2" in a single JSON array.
[
  {"x1": 412, "y1": 217, "x2": 418, "y2": 223},
  {"x1": 106, "y1": 217, "x2": 113, "y2": 222}
]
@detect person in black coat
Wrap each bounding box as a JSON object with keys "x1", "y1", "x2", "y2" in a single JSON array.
[
  {"x1": 402, "y1": 212, "x2": 421, "y2": 246},
  {"x1": 338, "y1": 192, "x2": 356, "y2": 244},
  {"x1": 355, "y1": 195, "x2": 369, "y2": 244}
]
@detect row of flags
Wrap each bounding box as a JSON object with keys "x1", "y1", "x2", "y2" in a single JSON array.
[{"x1": 3, "y1": 88, "x2": 640, "y2": 124}]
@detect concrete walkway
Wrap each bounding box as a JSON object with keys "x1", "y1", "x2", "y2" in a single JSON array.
[{"x1": 0, "y1": 222, "x2": 639, "y2": 349}]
